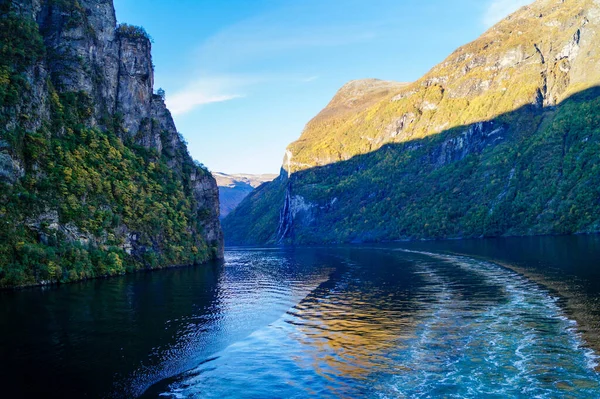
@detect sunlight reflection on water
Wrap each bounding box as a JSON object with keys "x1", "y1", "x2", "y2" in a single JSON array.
[{"x1": 152, "y1": 248, "x2": 600, "y2": 399}]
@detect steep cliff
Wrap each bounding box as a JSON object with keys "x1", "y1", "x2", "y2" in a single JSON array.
[
  {"x1": 0, "y1": 0, "x2": 223, "y2": 288},
  {"x1": 223, "y1": 0, "x2": 600, "y2": 245}
]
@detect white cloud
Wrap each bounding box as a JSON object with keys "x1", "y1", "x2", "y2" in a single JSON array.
[
  {"x1": 167, "y1": 76, "x2": 250, "y2": 116},
  {"x1": 483, "y1": 0, "x2": 533, "y2": 27},
  {"x1": 166, "y1": 73, "x2": 323, "y2": 116}
]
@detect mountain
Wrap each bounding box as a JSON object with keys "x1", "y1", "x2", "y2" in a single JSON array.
[
  {"x1": 213, "y1": 172, "x2": 278, "y2": 218},
  {"x1": 0, "y1": 0, "x2": 223, "y2": 288},
  {"x1": 223, "y1": 0, "x2": 600, "y2": 245}
]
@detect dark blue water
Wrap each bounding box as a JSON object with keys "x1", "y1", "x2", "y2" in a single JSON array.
[{"x1": 1, "y1": 236, "x2": 600, "y2": 398}]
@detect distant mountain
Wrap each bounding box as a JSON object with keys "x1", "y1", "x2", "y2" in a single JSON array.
[
  {"x1": 214, "y1": 173, "x2": 278, "y2": 218},
  {"x1": 223, "y1": 0, "x2": 600, "y2": 245}
]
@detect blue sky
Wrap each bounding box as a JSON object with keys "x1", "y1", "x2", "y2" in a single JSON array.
[{"x1": 113, "y1": 0, "x2": 532, "y2": 174}]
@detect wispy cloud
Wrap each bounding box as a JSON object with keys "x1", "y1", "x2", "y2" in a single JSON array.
[
  {"x1": 197, "y1": 24, "x2": 376, "y2": 69},
  {"x1": 167, "y1": 76, "x2": 251, "y2": 116},
  {"x1": 483, "y1": 0, "x2": 532, "y2": 27},
  {"x1": 302, "y1": 76, "x2": 319, "y2": 83},
  {"x1": 167, "y1": 72, "x2": 324, "y2": 115},
  {"x1": 167, "y1": 0, "x2": 389, "y2": 116}
]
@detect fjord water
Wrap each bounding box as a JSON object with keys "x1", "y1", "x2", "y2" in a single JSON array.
[{"x1": 1, "y1": 237, "x2": 600, "y2": 398}]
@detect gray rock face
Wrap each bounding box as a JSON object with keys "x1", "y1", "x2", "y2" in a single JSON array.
[
  {"x1": 276, "y1": 181, "x2": 315, "y2": 243},
  {"x1": 192, "y1": 170, "x2": 224, "y2": 258},
  {"x1": 149, "y1": 97, "x2": 179, "y2": 161},
  {"x1": 2, "y1": 1, "x2": 49, "y2": 133},
  {"x1": 10, "y1": 0, "x2": 42, "y2": 21},
  {"x1": 31, "y1": 0, "x2": 169, "y2": 141},
  {"x1": 117, "y1": 35, "x2": 153, "y2": 135},
  {"x1": 432, "y1": 121, "x2": 507, "y2": 167},
  {"x1": 0, "y1": 147, "x2": 24, "y2": 184},
  {"x1": 37, "y1": 0, "x2": 120, "y2": 123}
]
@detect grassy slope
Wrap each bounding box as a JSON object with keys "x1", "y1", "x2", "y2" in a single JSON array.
[{"x1": 214, "y1": 173, "x2": 278, "y2": 218}]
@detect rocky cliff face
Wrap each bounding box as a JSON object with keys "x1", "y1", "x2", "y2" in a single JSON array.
[
  {"x1": 0, "y1": 0, "x2": 223, "y2": 288},
  {"x1": 223, "y1": 0, "x2": 600, "y2": 245}
]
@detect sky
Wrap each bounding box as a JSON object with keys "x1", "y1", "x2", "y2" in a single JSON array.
[{"x1": 112, "y1": 0, "x2": 532, "y2": 174}]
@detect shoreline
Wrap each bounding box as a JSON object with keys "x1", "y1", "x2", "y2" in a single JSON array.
[{"x1": 0, "y1": 257, "x2": 224, "y2": 292}]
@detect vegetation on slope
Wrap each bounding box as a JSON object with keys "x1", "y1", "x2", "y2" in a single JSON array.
[
  {"x1": 224, "y1": 177, "x2": 287, "y2": 245},
  {"x1": 223, "y1": 0, "x2": 600, "y2": 245},
  {"x1": 0, "y1": 6, "x2": 218, "y2": 288},
  {"x1": 116, "y1": 23, "x2": 153, "y2": 41},
  {"x1": 0, "y1": 7, "x2": 45, "y2": 109},
  {"x1": 283, "y1": 0, "x2": 600, "y2": 173},
  {"x1": 214, "y1": 172, "x2": 278, "y2": 218},
  {"x1": 225, "y1": 88, "x2": 600, "y2": 244}
]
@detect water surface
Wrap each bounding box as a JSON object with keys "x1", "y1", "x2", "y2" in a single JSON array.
[{"x1": 1, "y1": 236, "x2": 599, "y2": 398}]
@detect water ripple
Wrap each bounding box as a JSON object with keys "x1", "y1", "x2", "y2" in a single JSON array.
[{"x1": 154, "y1": 248, "x2": 600, "y2": 399}]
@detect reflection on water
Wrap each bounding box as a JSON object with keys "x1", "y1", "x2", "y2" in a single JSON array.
[
  {"x1": 1, "y1": 237, "x2": 600, "y2": 398},
  {"x1": 125, "y1": 249, "x2": 334, "y2": 396},
  {"x1": 158, "y1": 247, "x2": 600, "y2": 399},
  {"x1": 0, "y1": 249, "x2": 334, "y2": 398}
]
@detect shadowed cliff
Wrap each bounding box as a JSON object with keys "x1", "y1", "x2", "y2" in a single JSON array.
[{"x1": 223, "y1": 86, "x2": 600, "y2": 245}]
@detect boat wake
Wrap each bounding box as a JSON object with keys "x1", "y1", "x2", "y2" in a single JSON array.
[
  {"x1": 383, "y1": 250, "x2": 600, "y2": 398},
  {"x1": 156, "y1": 249, "x2": 600, "y2": 398}
]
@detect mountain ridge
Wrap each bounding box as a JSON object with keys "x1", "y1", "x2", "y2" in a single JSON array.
[
  {"x1": 223, "y1": 0, "x2": 600, "y2": 245},
  {"x1": 283, "y1": 0, "x2": 600, "y2": 175}
]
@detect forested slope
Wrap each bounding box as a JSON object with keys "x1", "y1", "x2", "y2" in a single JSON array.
[{"x1": 0, "y1": 0, "x2": 223, "y2": 288}]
